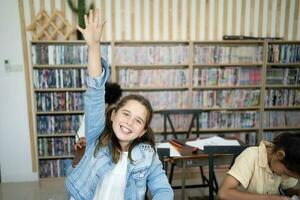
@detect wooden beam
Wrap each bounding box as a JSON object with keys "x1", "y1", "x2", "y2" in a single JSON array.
[{"x1": 18, "y1": 0, "x2": 37, "y2": 173}]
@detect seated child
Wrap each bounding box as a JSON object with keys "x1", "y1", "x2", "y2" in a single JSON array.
[{"x1": 218, "y1": 132, "x2": 300, "y2": 200}]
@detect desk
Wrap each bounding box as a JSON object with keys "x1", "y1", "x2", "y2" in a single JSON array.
[{"x1": 163, "y1": 145, "x2": 235, "y2": 200}]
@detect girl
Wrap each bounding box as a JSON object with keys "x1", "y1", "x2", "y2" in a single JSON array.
[
  {"x1": 218, "y1": 132, "x2": 300, "y2": 200},
  {"x1": 65, "y1": 9, "x2": 173, "y2": 200}
]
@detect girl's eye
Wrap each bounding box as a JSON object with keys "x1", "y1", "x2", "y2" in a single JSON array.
[
  {"x1": 123, "y1": 112, "x2": 129, "y2": 116},
  {"x1": 135, "y1": 119, "x2": 143, "y2": 125}
]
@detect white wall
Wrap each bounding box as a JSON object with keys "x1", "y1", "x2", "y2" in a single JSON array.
[{"x1": 0, "y1": 0, "x2": 38, "y2": 182}]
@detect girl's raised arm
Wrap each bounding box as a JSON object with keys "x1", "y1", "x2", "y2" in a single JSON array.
[{"x1": 77, "y1": 9, "x2": 106, "y2": 77}]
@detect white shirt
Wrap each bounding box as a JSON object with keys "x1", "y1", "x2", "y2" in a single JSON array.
[{"x1": 93, "y1": 152, "x2": 129, "y2": 200}]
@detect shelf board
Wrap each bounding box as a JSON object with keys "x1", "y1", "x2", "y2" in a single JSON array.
[
  {"x1": 37, "y1": 133, "x2": 76, "y2": 137},
  {"x1": 122, "y1": 86, "x2": 188, "y2": 91},
  {"x1": 34, "y1": 88, "x2": 86, "y2": 92},
  {"x1": 193, "y1": 63, "x2": 263, "y2": 67},
  {"x1": 38, "y1": 155, "x2": 74, "y2": 159},
  {"x1": 114, "y1": 40, "x2": 189, "y2": 44},
  {"x1": 265, "y1": 85, "x2": 300, "y2": 89},
  {"x1": 33, "y1": 64, "x2": 87, "y2": 68},
  {"x1": 31, "y1": 40, "x2": 111, "y2": 44},
  {"x1": 36, "y1": 111, "x2": 84, "y2": 115},
  {"x1": 199, "y1": 107, "x2": 260, "y2": 111},
  {"x1": 264, "y1": 106, "x2": 300, "y2": 110},
  {"x1": 267, "y1": 41, "x2": 300, "y2": 44},
  {"x1": 193, "y1": 85, "x2": 261, "y2": 90},
  {"x1": 266, "y1": 63, "x2": 300, "y2": 67},
  {"x1": 115, "y1": 64, "x2": 189, "y2": 68},
  {"x1": 192, "y1": 40, "x2": 264, "y2": 45},
  {"x1": 196, "y1": 128, "x2": 259, "y2": 132},
  {"x1": 263, "y1": 127, "x2": 300, "y2": 131}
]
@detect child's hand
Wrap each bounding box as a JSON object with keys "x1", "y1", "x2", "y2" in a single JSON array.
[
  {"x1": 74, "y1": 137, "x2": 86, "y2": 151},
  {"x1": 77, "y1": 9, "x2": 106, "y2": 47}
]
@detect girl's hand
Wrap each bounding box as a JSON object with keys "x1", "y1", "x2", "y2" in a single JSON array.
[{"x1": 77, "y1": 9, "x2": 106, "y2": 47}]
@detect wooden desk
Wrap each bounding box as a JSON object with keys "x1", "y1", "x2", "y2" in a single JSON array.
[{"x1": 163, "y1": 145, "x2": 235, "y2": 200}]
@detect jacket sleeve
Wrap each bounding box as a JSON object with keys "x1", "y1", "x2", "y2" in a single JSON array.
[
  {"x1": 147, "y1": 153, "x2": 174, "y2": 200},
  {"x1": 84, "y1": 58, "x2": 110, "y2": 147}
]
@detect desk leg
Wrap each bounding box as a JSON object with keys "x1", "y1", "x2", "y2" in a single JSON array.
[
  {"x1": 208, "y1": 154, "x2": 214, "y2": 200},
  {"x1": 181, "y1": 160, "x2": 187, "y2": 200}
]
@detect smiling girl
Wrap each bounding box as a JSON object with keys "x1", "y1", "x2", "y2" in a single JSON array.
[{"x1": 65, "y1": 9, "x2": 173, "y2": 200}]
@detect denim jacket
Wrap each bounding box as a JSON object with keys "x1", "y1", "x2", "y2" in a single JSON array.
[{"x1": 65, "y1": 59, "x2": 174, "y2": 200}]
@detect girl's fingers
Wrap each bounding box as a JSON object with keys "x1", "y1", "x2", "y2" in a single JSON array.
[
  {"x1": 94, "y1": 9, "x2": 99, "y2": 26},
  {"x1": 84, "y1": 14, "x2": 88, "y2": 27},
  {"x1": 76, "y1": 25, "x2": 84, "y2": 33},
  {"x1": 89, "y1": 9, "x2": 93, "y2": 24}
]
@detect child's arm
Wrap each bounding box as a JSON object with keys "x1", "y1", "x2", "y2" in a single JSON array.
[
  {"x1": 77, "y1": 9, "x2": 106, "y2": 77},
  {"x1": 77, "y1": 9, "x2": 108, "y2": 146},
  {"x1": 218, "y1": 175, "x2": 290, "y2": 200}
]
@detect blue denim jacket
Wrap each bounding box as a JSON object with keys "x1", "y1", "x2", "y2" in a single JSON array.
[{"x1": 65, "y1": 59, "x2": 174, "y2": 200}]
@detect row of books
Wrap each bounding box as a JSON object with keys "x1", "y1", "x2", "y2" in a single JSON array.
[
  {"x1": 193, "y1": 67, "x2": 261, "y2": 86},
  {"x1": 114, "y1": 45, "x2": 189, "y2": 64},
  {"x1": 33, "y1": 69, "x2": 88, "y2": 89},
  {"x1": 199, "y1": 111, "x2": 259, "y2": 129},
  {"x1": 193, "y1": 45, "x2": 263, "y2": 64},
  {"x1": 266, "y1": 67, "x2": 300, "y2": 85},
  {"x1": 39, "y1": 159, "x2": 72, "y2": 178},
  {"x1": 32, "y1": 44, "x2": 110, "y2": 65},
  {"x1": 192, "y1": 90, "x2": 260, "y2": 108},
  {"x1": 36, "y1": 92, "x2": 84, "y2": 112},
  {"x1": 268, "y1": 44, "x2": 300, "y2": 63},
  {"x1": 118, "y1": 69, "x2": 188, "y2": 87},
  {"x1": 265, "y1": 89, "x2": 300, "y2": 107},
  {"x1": 150, "y1": 114, "x2": 193, "y2": 132},
  {"x1": 263, "y1": 131, "x2": 299, "y2": 141},
  {"x1": 264, "y1": 111, "x2": 300, "y2": 127},
  {"x1": 38, "y1": 137, "x2": 75, "y2": 157},
  {"x1": 123, "y1": 91, "x2": 189, "y2": 110},
  {"x1": 37, "y1": 115, "x2": 82, "y2": 134}
]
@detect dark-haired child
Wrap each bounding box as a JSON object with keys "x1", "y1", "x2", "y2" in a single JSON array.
[{"x1": 218, "y1": 132, "x2": 300, "y2": 200}]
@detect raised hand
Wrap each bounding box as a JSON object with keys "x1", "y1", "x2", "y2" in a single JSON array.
[
  {"x1": 77, "y1": 9, "x2": 106, "y2": 47},
  {"x1": 74, "y1": 137, "x2": 86, "y2": 151}
]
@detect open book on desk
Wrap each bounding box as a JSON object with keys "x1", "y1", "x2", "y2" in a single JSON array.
[
  {"x1": 156, "y1": 142, "x2": 181, "y2": 157},
  {"x1": 186, "y1": 136, "x2": 240, "y2": 150}
]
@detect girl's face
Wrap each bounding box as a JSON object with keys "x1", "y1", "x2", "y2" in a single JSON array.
[
  {"x1": 111, "y1": 100, "x2": 148, "y2": 151},
  {"x1": 269, "y1": 151, "x2": 300, "y2": 179}
]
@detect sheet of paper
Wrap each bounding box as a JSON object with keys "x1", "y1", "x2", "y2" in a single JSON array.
[
  {"x1": 186, "y1": 136, "x2": 240, "y2": 150},
  {"x1": 156, "y1": 142, "x2": 181, "y2": 157}
]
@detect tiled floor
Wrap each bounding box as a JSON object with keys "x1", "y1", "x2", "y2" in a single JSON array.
[{"x1": 0, "y1": 167, "x2": 227, "y2": 200}]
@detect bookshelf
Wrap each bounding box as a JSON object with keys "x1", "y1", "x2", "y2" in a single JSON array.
[
  {"x1": 191, "y1": 41, "x2": 264, "y2": 145},
  {"x1": 29, "y1": 40, "x2": 300, "y2": 178},
  {"x1": 263, "y1": 41, "x2": 300, "y2": 141},
  {"x1": 31, "y1": 41, "x2": 111, "y2": 178}
]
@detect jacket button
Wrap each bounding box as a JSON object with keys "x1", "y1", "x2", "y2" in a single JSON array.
[{"x1": 139, "y1": 173, "x2": 144, "y2": 178}]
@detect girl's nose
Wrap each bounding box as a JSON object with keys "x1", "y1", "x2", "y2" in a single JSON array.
[{"x1": 126, "y1": 117, "x2": 134, "y2": 125}]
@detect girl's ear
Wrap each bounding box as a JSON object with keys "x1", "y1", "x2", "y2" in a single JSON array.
[
  {"x1": 276, "y1": 150, "x2": 285, "y2": 161},
  {"x1": 111, "y1": 110, "x2": 116, "y2": 121}
]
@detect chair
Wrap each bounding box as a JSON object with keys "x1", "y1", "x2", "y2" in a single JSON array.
[{"x1": 203, "y1": 145, "x2": 249, "y2": 200}]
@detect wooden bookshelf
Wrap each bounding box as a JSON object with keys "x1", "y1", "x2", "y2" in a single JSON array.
[
  {"x1": 29, "y1": 40, "x2": 300, "y2": 179},
  {"x1": 263, "y1": 41, "x2": 300, "y2": 140}
]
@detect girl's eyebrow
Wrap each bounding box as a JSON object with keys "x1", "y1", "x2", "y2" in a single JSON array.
[{"x1": 122, "y1": 108, "x2": 145, "y2": 123}]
